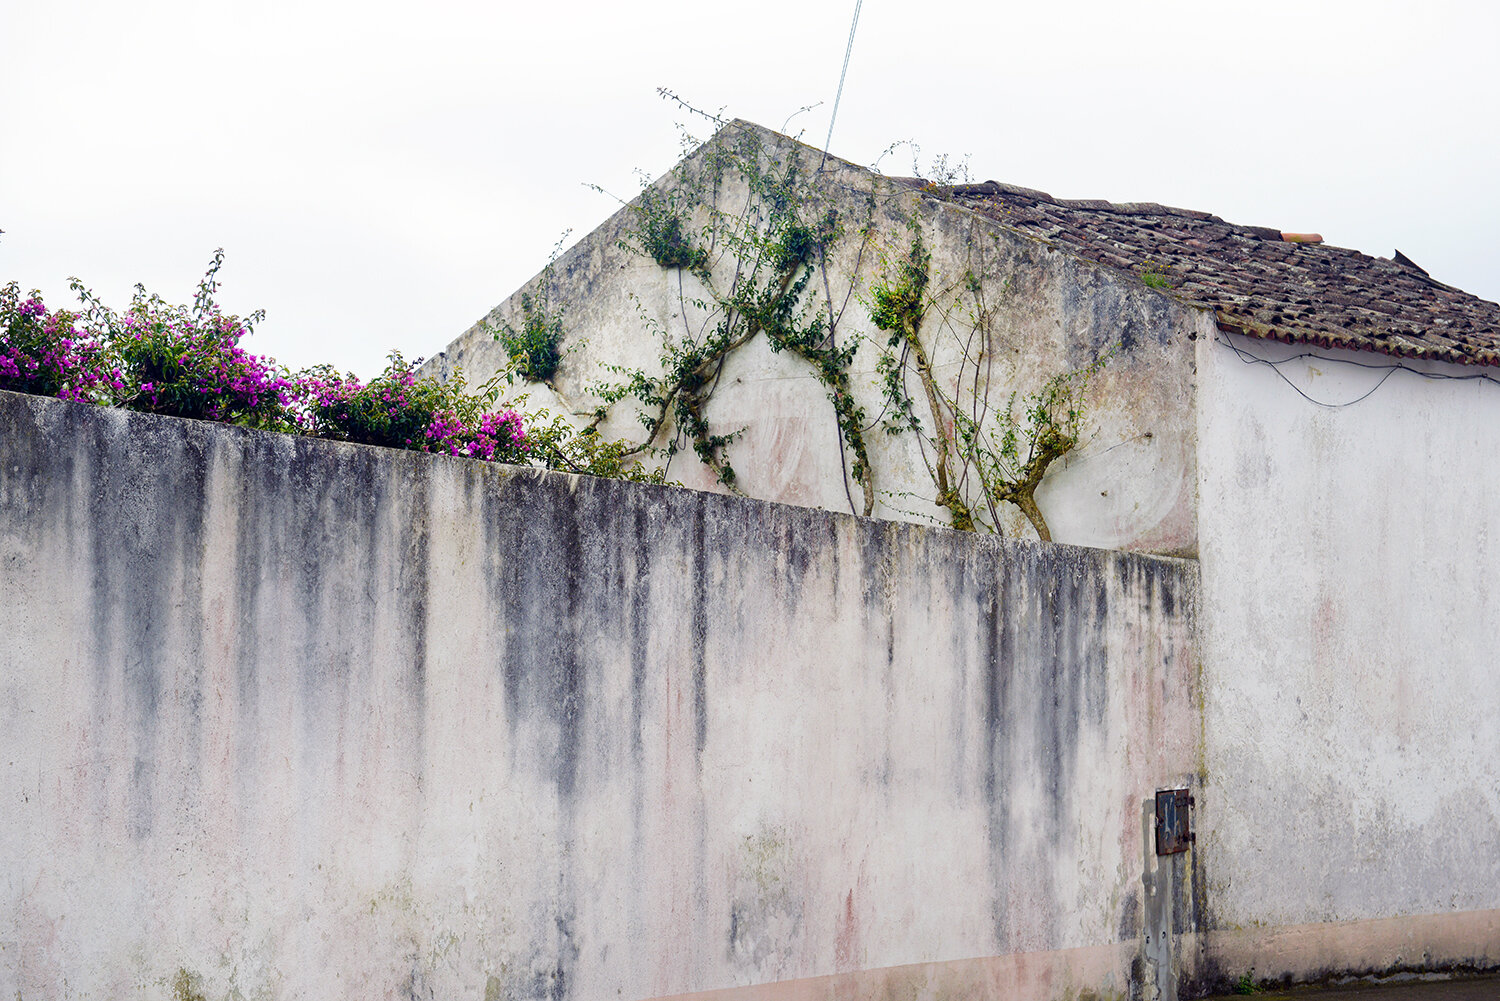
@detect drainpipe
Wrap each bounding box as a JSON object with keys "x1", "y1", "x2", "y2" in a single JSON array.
[{"x1": 1141, "y1": 788, "x2": 1195, "y2": 1001}]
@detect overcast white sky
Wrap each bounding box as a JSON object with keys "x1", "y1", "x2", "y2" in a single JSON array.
[{"x1": 3, "y1": 0, "x2": 1496, "y2": 379}]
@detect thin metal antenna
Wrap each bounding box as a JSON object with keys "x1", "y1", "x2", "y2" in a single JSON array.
[{"x1": 818, "y1": 0, "x2": 863, "y2": 173}]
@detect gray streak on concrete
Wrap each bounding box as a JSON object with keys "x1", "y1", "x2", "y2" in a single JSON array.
[{"x1": 0, "y1": 390, "x2": 1199, "y2": 1000}]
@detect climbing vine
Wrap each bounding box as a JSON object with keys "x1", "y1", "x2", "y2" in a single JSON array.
[
  {"x1": 490, "y1": 236, "x2": 572, "y2": 385},
  {"x1": 868, "y1": 227, "x2": 1109, "y2": 540},
  {"x1": 868, "y1": 230, "x2": 974, "y2": 528},
  {"x1": 582, "y1": 120, "x2": 879, "y2": 511},
  {"x1": 487, "y1": 106, "x2": 1111, "y2": 538}
]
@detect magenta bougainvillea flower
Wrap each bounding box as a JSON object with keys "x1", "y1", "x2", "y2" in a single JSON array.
[{"x1": 1, "y1": 252, "x2": 531, "y2": 466}]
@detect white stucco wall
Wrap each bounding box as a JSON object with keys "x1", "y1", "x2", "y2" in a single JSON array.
[
  {"x1": 1194, "y1": 330, "x2": 1500, "y2": 980},
  {"x1": 426, "y1": 122, "x2": 1202, "y2": 557},
  {"x1": 0, "y1": 391, "x2": 1200, "y2": 1001}
]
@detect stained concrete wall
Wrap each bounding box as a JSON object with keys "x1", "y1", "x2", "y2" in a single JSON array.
[
  {"x1": 0, "y1": 390, "x2": 1200, "y2": 1001},
  {"x1": 1193, "y1": 331, "x2": 1500, "y2": 985},
  {"x1": 426, "y1": 122, "x2": 1202, "y2": 557}
]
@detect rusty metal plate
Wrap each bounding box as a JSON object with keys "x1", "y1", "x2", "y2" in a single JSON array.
[{"x1": 1155, "y1": 788, "x2": 1194, "y2": 855}]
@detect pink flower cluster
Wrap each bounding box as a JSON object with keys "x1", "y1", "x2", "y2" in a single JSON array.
[
  {"x1": 425, "y1": 408, "x2": 528, "y2": 460},
  {"x1": 1, "y1": 278, "x2": 533, "y2": 467},
  {"x1": 116, "y1": 309, "x2": 295, "y2": 422},
  {"x1": 299, "y1": 352, "x2": 530, "y2": 464},
  {"x1": 294, "y1": 369, "x2": 367, "y2": 426},
  {"x1": 0, "y1": 293, "x2": 105, "y2": 402}
]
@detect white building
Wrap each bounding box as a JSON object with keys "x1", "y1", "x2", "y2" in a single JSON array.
[
  {"x1": 431, "y1": 119, "x2": 1500, "y2": 993},
  {"x1": 3, "y1": 119, "x2": 1492, "y2": 1001}
]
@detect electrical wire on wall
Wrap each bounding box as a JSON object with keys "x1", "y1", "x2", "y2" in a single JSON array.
[{"x1": 1215, "y1": 330, "x2": 1500, "y2": 409}]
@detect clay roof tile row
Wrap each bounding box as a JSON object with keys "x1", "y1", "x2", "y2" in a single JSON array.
[{"x1": 907, "y1": 179, "x2": 1500, "y2": 367}]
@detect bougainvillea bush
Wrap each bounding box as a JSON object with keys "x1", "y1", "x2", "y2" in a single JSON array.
[
  {"x1": 0, "y1": 284, "x2": 105, "y2": 401},
  {"x1": 69, "y1": 252, "x2": 294, "y2": 428},
  {"x1": 298, "y1": 354, "x2": 528, "y2": 463},
  {"x1": 1, "y1": 252, "x2": 532, "y2": 466}
]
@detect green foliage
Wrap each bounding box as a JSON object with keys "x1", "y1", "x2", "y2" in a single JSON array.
[
  {"x1": 874, "y1": 350, "x2": 921, "y2": 437},
  {"x1": 635, "y1": 190, "x2": 709, "y2": 272},
  {"x1": 1232, "y1": 972, "x2": 1259, "y2": 995},
  {"x1": 868, "y1": 231, "x2": 1110, "y2": 540},
  {"x1": 495, "y1": 290, "x2": 564, "y2": 384},
  {"x1": 6, "y1": 250, "x2": 662, "y2": 484},
  {"x1": 5, "y1": 253, "x2": 544, "y2": 469},
  {"x1": 522, "y1": 410, "x2": 668, "y2": 483},
  {"x1": 598, "y1": 122, "x2": 875, "y2": 505},
  {"x1": 1139, "y1": 261, "x2": 1172, "y2": 289},
  {"x1": 868, "y1": 236, "x2": 930, "y2": 336},
  {"x1": 868, "y1": 233, "x2": 931, "y2": 441},
  {"x1": 301, "y1": 353, "x2": 528, "y2": 464},
  {"x1": 868, "y1": 231, "x2": 984, "y2": 531},
  {"x1": 994, "y1": 366, "x2": 1097, "y2": 474},
  {"x1": 67, "y1": 250, "x2": 292, "y2": 429},
  {"x1": 759, "y1": 223, "x2": 870, "y2": 487},
  {"x1": 873, "y1": 140, "x2": 973, "y2": 188},
  {"x1": 963, "y1": 355, "x2": 1108, "y2": 541},
  {"x1": 301, "y1": 353, "x2": 446, "y2": 449},
  {"x1": 0, "y1": 283, "x2": 100, "y2": 401},
  {"x1": 558, "y1": 106, "x2": 1114, "y2": 521},
  {"x1": 586, "y1": 293, "x2": 748, "y2": 488},
  {"x1": 492, "y1": 238, "x2": 571, "y2": 385}
]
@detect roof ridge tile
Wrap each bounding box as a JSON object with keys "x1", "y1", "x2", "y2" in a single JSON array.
[{"x1": 952, "y1": 180, "x2": 1056, "y2": 203}]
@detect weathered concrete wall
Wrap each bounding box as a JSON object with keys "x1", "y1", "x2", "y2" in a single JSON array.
[
  {"x1": 0, "y1": 390, "x2": 1201, "y2": 1001},
  {"x1": 427, "y1": 122, "x2": 1202, "y2": 556},
  {"x1": 1193, "y1": 332, "x2": 1500, "y2": 986}
]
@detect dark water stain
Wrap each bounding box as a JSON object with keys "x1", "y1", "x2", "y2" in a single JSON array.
[
  {"x1": 1189, "y1": 828, "x2": 1210, "y2": 935},
  {"x1": 855, "y1": 517, "x2": 892, "y2": 619},
  {"x1": 547, "y1": 483, "x2": 586, "y2": 803},
  {"x1": 627, "y1": 501, "x2": 651, "y2": 771},
  {"x1": 291, "y1": 449, "x2": 334, "y2": 762},
  {"x1": 854, "y1": 519, "x2": 897, "y2": 789},
  {"x1": 280, "y1": 442, "x2": 389, "y2": 789},
  {"x1": 482, "y1": 468, "x2": 631, "y2": 1001},
  {"x1": 984, "y1": 541, "x2": 1020, "y2": 948},
  {"x1": 1148, "y1": 555, "x2": 1178, "y2": 619},
  {"x1": 1118, "y1": 554, "x2": 1180, "y2": 622},
  {"x1": 826, "y1": 516, "x2": 843, "y2": 596},
  {"x1": 690, "y1": 497, "x2": 709, "y2": 765},
  {"x1": 232, "y1": 436, "x2": 269, "y2": 808},
  {"x1": 401, "y1": 461, "x2": 431, "y2": 792},
  {"x1": 481, "y1": 475, "x2": 525, "y2": 724},
  {"x1": 1118, "y1": 887, "x2": 1141, "y2": 940},
  {"x1": 73, "y1": 409, "x2": 214, "y2": 840},
  {"x1": 982, "y1": 543, "x2": 1117, "y2": 949},
  {"x1": 1057, "y1": 255, "x2": 1184, "y2": 363},
  {"x1": 779, "y1": 510, "x2": 812, "y2": 584},
  {"x1": 625, "y1": 499, "x2": 654, "y2": 890},
  {"x1": 0, "y1": 395, "x2": 61, "y2": 536},
  {"x1": 171, "y1": 430, "x2": 211, "y2": 825},
  {"x1": 485, "y1": 472, "x2": 587, "y2": 801},
  {"x1": 548, "y1": 911, "x2": 578, "y2": 1001},
  {"x1": 948, "y1": 538, "x2": 984, "y2": 800}
]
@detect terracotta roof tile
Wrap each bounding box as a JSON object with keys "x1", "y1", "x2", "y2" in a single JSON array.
[{"x1": 911, "y1": 180, "x2": 1500, "y2": 367}]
